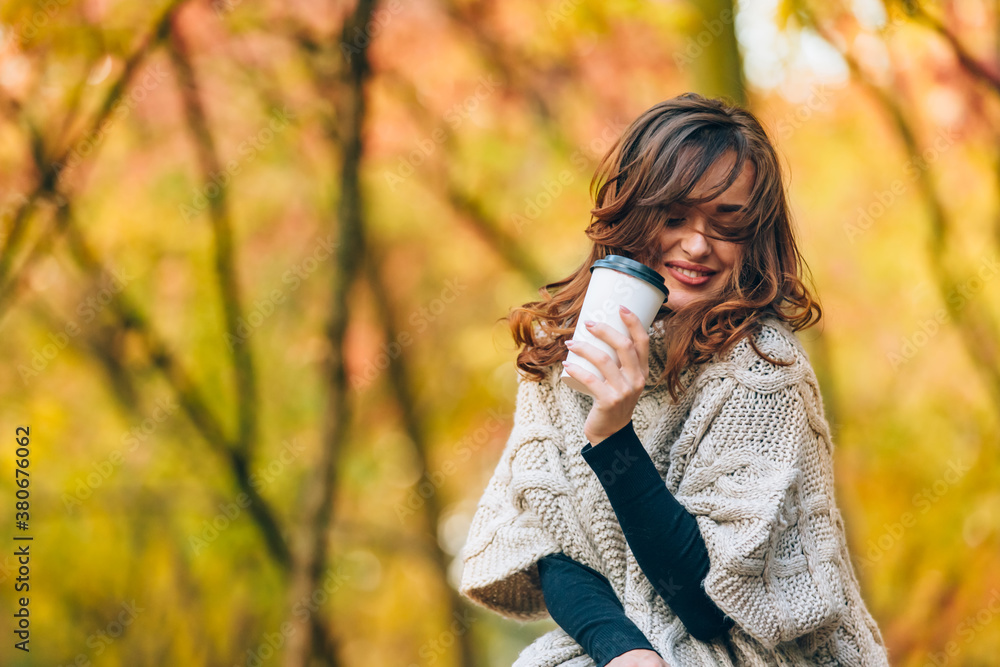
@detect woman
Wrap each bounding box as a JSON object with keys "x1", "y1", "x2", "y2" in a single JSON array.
[{"x1": 458, "y1": 93, "x2": 892, "y2": 666}]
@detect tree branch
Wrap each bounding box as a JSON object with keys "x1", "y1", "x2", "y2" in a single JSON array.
[
  {"x1": 361, "y1": 234, "x2": 477, "y2": 667},
  {"x1": 908, "y1": 3, "x2": 1000, "y2": 95},
  {"x1": 281, "y1": 3, "x2": 380, "y2": 667},
  {"x1": 380, "y1": 69, "x2": 548, "y2": 287},
  {"x1": 166, "y1": 17, "x2": 260, "y2": 460},
  {"x1": 62, "y1": 210, "x2": 294, "y2": 566},
  {"x1": 0, "y1": 0, "x2": 189, "y2": 304},
  {"x1": 799, "y1": 5, "x2": 1000, "y2": 407}
]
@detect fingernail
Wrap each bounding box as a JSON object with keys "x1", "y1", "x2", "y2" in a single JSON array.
[
  {"x1": 565, "y1": 340, "x2": 575, "y2": 347},
  {"x1": 619, "y1": 305, "x2": 631, "y2": 314},
  {"x1": 584, "y1": 320, "x2": 595, "y2": 327}
]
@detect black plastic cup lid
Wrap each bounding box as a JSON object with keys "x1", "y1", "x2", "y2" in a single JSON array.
[{"x1": 590, "y1": 255, "x2": 669, "y2": 299}]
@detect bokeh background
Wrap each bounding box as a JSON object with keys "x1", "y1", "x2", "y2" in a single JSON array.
[{"x1": 1, "y1": 0, "x2": 999, "y2": 665}]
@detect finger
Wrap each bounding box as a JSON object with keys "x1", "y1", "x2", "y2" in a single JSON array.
[
  {"x1": 562, "y1": 358, "x2": 614, "y2": 402},
  {"x1": 583, "y1": 320, "x2": 642, "y2": 388},
  {"x1": 566, "y1": 337, "x2": 627, "y2": 391},
  {"x1": 618, "y1": 306, "x2": 650, "y2": 383}
]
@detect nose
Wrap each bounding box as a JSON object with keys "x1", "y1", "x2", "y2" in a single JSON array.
[{"x1": 679, "y1": 216, "x2": 712, "y2": 258}]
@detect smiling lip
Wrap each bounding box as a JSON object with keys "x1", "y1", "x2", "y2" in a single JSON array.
[{"x1": 665, "y1": 261, "x2": 716, "y2": 286}]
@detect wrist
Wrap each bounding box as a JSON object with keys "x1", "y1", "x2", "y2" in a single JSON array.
[{"x1": 586, "y1": 420, "x2": 634, "y2": 447}]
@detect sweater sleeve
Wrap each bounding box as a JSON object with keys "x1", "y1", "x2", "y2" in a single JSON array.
[
  {"x1": 580, "y1": 421, "x2": 736, "y2": 641},
  {"x1": 671, "y1": 379, "x2": 847, "y2": 653},
  {"x1": 459, "y1": 371, "x2": 592, "y2": 621},
  {"x1": 537, "y1": 552, "x2": 661, "y2": 667}
]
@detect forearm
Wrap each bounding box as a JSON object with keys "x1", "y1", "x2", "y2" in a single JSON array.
[
  {"x1": 537, "y1": 552, "x2": 662, "y2": 667},
  {"x1": 581, "y1": 421, "x2": 735, "y2": 641}
]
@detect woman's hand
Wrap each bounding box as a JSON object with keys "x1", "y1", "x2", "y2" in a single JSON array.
[
  {"x1": 563, "y1": 305, "x2": 650, "y2": 445},
  {"x1": 605, "y1": 648, "x2": 670, "y2": 667}
]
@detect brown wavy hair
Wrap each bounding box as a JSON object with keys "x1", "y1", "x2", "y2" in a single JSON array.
[{"x1": 505, "y1": 92, "x2": 822, "y2": 401}]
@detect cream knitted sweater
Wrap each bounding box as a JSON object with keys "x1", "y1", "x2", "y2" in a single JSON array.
[{"x1": 458, "y1": 315, "x2": 892, "y2": 666}]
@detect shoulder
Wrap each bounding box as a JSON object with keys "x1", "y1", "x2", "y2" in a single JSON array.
[
  {"x1": 693, "y1": 315, "x2": 815, "y2": 397},
  {"x1": 730, "y1": 315, "x2": 809, "y2": 369},
  {"x1": 680, "y1": 319, "x2": 833, "y2": 465},
  {"x1": 688, "y1": 316, "x2": 836, "y2": 445}
]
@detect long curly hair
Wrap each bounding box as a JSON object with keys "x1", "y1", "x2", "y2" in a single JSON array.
[{"x1": 504, "y1": 92, "x2": 822, "y2": 402}]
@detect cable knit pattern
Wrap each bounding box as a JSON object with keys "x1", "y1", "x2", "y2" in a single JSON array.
[{"x1": 458, "y1": 315, "x2": 892, "y2": 666}]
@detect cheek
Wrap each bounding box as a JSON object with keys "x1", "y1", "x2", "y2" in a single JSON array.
[
  {"x1": 716, "y1": 243, "x2": 740, "y2": 270},
  {"x1": 657, "y1": 229, "x2": 679, "y2": 246}
]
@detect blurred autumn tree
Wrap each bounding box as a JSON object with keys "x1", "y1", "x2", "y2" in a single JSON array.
[{"x1": 0, "y1": 1, "x2": 998, "y2": 666}]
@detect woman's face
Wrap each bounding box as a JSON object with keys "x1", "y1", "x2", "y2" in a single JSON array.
[{"x1": 654, "y1": 152, "x2": 753, "y2": 310}]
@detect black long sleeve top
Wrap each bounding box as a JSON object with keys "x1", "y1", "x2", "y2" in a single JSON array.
[{"x1": 536, "y1": 420, "x2": 735, "y2": 666}]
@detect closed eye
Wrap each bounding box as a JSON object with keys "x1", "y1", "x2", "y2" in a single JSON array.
[{"x1": 707, "y1": 221, "x2": 750, "y2": 242}]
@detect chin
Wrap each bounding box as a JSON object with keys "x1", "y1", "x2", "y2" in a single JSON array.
[{"x1": 665, "y1": 288, "x2": 714, "y2": 311}]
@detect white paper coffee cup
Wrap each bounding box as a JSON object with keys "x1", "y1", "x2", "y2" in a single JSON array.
[{"x1": 560, "y1": 255, "x2": 669, "y2": 397}]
